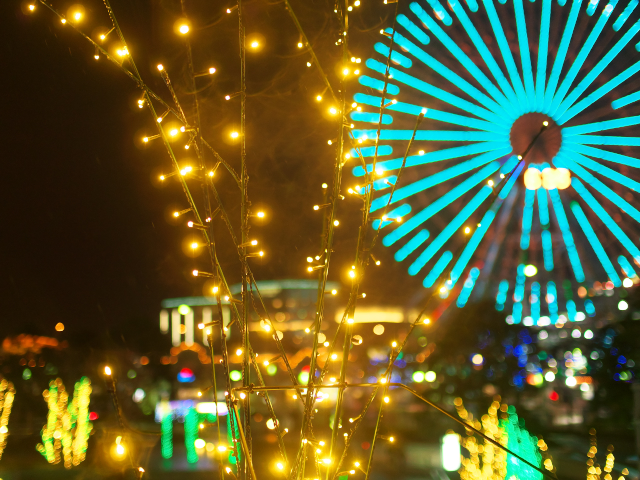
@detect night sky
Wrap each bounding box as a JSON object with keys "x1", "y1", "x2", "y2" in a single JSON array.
[{"x1": 1, "y1": 0, "x2": 423, "y2": 350}]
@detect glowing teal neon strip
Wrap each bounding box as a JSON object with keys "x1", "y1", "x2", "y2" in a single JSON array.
[
  {"x1": 425, "y1": 0, "x2": 453, "y2": 24},
  {"x1": 423, "y1": 251, "x2": 453, "y2": 286},
  {"x1": 496, "y1": 280, "x2": 509, "y2": 311},
  {"x1": 383, "y1": 163, "x2": 501, "y2": 246},
  {"x1": 408, "y1": 3, "x2": 513, "y2": 112},
  {"x1": 359, "y1": 75, "x2": 400, "y2": 95},
  {"x1": 520, "y1": 188, "x2": 536, "y2": 249},
  {"x1": 350, "y1": 145, "x2": 393, "y2": 157},
  {"x1": 531, "y1": 282, "x2": 541, "y2": 323},
  {"x1": 481, "y1": 0, "x2": 527, "y2": 111},
  {"x1": 512, "y1": 302, "x2": 523, "y2": 324},
  {"x1": 447, "y1": 0, "x2": 519, "y2": 107},
  {"x1": 571, "y1": 201, "x2": 622, "y2": 286},
  {"x1": 409, "y1": 186, "x2": 493, "y2": 275},
  {"x1": 446, "y1": 163, "x2": 522, "y2": 287},
  {"x1": 514, "y1": 266, "x2": 526, "y2": 302},
  {"x1": 585, "y1": 299, "x2": 596, "y2": 316},
  {"x1": 618, "y1": 255, "x2": 638, "y2": 277},
  {"x1": 356, "y1": 176, "x2": 398, "y2": 194},
  {"x1": 353, "y1": 128, "x2": 508, "y2": 142},
  {"x1": 537, "y1": 188, "x2": 550, "y2": 225},
  {"x1": 466, "y1": 0, "x2": 480, "y2": 11},
  {"x1": 498, "y1": 157, "x2": 523, "y2": 198},
  {"x1": 541, "y1": 230, "x2": 554, "y2": 271},
  {"x1": 395, "y1": 229, "x2": 430, "y2": 261},
  {"x1": 396, "y1": 14, "x2": 430, "y2": 45},
  {"x1": 568, "y1": 143, "x2": 640, "y2": 168},
  {"x1": 514, "y1": 0, "x2": 536, "y2": 111},
  {"x1": 563, "y1": 115, "x2": 640, "y2": 134},
  {"x1": 384, "y1": 30, "x2": 511, "y2": 120},
  {"x1": 352, "y1": 142, "x2": 509, "y2": 176},
  {"x1": 350, "y1": 111, "x2": 393, "y2": 124},
  {"x1": 572, "y1": 178, "x2": 640, "y2": 261},
  {"x1": 365, "y1": 58, "x2": 509, "y2": 124},
  {"x1": 613, "y1": 0, "x2": 638, "y2": 30},
  {"x1": 536, "y1": 0, "x2": 552, "y2": 110},
  {"x1": 456, "y1": 268, "x2": 480, "y2": 308},
  {"x1": 570, "y1": 134, "x2": 640, "y2": 145},
  {"x1": 372, "y1": 203, "x2": 412, "y2": 229},
  {"x1": 566, "y1": 299, "x2": 577, "y2": 321},
  {"x1": 555, "y1": 19, "x2": 640, "y2": 120},
  {"x1": 548, "y1": 188, "x2": 586, "y2": 282},
  {"x1": 559, "y1": 60, "x2": 640, "y2": 122},
  {"x1": 566, "y1": 152, "x2": 640, "y2": 192},
  {"x1": 587, "y1": 0, "x2": 600, "y2": 15},
  {"x1": 550, "y1": 0, "x2": 621, "y2": 117},
  {"x1": 543, "y1": 0, "x2": 583, "y2": 113},
  {"x1": 374, "y1": 43, "x2": 413, "y2": 69},
  {"x1": 547, "y1": 281, "x2": 558, "y2": 323},
  {"x1": 352, "y1": 93, "x2": 507, "y2": 133},
  {"x1": 612, "y1": 90, "x2": 640, "y2": 109},
  {"x1": 370, "y1": 148, "x2": 510, "y2": 212},
  {"x1": 555, "y1": 152, "x2": 640, "y2": 222}
]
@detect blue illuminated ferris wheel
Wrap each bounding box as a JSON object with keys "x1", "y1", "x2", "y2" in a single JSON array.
[{"x1": 352, "y1": 0, "x2": 640, "y2": 325}]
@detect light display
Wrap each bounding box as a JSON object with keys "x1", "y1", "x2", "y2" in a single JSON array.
[
  {"x1": 36, "y1": 377, "x2": 93, "y2": 469},
  {"x1": 0, "y1": 380, "x2": 15, "y2": 460},
  {"x1": 351, "y1": 0, "x2": 640, "y2": 323}
]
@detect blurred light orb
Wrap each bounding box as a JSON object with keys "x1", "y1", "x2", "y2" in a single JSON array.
[
  {"x1": 523, "y1": 265, "x2": 537, "y2": 277},
  {"x1": 373, "y1": 324, "x2": 385, "y2": 335},
  {"x1": 55, "y1": 322, "x2": 65, "y2": 332},
  {"x1": 471, "y1": 354, "x2": 483, "y2": 366},
  {"x1": 619, "y1": 300, "x2": 629, "y2": 310},
  {"x1": 425, "y1": 371, "x2": 436, "y2": 382}
]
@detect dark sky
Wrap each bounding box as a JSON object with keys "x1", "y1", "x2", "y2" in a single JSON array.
[{"x1": 1, "y1": 0, "x2": 422, "y2": 349}]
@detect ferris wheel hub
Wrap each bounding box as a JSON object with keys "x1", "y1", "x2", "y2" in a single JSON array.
[{"x1": 509, "y1": 113, "x2": 562, "y2": 165}]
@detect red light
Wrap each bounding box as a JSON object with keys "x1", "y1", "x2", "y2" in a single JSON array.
[
  {"x1": 89, "y1": 412, "x2": 99, "y2": 421},
  {"x1": 549, "y1": 391, "x2": 559, "y2": 401},
  {"x1": 180, "y1": 368, "x2": 193, "y2": 376},
  {"x1": 361, "y1": 441, "x2": 371, "y2": 450}
]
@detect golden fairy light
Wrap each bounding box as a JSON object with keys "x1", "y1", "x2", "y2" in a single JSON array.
[{"x1": 0, "y1": 380, "x2": 15, "y2": 460}]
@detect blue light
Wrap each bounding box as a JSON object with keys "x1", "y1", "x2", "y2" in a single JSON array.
[
  {"x1": 569, "y1": 142, "x2": 640, "y2": 168},
  {"x1": 350, "y1": 145, "x2": 393, "y2": 157},
  {"x1": 566, "y1": 299, "x2": 577, "y2": 321},
  {"x1": 370, "y1": 149, "x2": 510, "y2": 212},
  {"x1": 456, "y1": 267, "x2": 481, "y2": 307},
  {"x1": 541, "y1": 230, "x2": 554, "y2": 271},
  {"x1": 547, "y1": 281, "x2": 559, "y2": 323},
  {"x1": 350, "y1": 111, "x2": 393, "y2": 124},
  {"x1": 612, "y1": 90, "x2": 640, "y2": 109},
  {"x1": 383, "y1": 162, "x2": 501, "y2": 246},
  {"x1": 618, "y1": 255, "x2": 638, "y2": 278},
  {"x1": 570, "y1": 201, "x2": 622, "y2": 287},
  {"x1": 422, "y1": 0, "x2": 453, "y2": 25},
  {"x1": 423, "y1": 251, "x2": 453, "y2": 286},
  {"x1": 520, "y1": 188, "x2": 536, "y2": 249},
  {"x1": 537, "y1": 188, "x2": 550, "y2": 225},
  {"x1": 177, "y1": 368, "x2": 195, "y2": 383},
  {"x1": 359, "y1": 75, "x2": 400, "y2": 95},
  {"x1": 495, "y1": 280, "x2": 509, "y2": 311},
  {"x1": 395, "y1": 229, "x2": 430, "y2": 261},
  {"x1": 514, "y1": 0, "x2": 536, "y2": 111},
  {"x1": 612, "y1": 0, "x2": 638, "y2": 31},
  {"x1": 373, "y1": 43, "x2": 413, "y2": 69},
  {"x1": 587, "y1": 0, "x2": 600, "y2": 16},
  {"x1": 531, "y1": 282, "x2": 541, "y2": 324},
  {"x1": 408, "y1": 186, "x2": 493, "y2": 275},
  {"x1": 562, "y1": 115, "x2": 640, "y2": 135},
  {"x1": 548, "y1": 188, "x2": 586, "y2": 282},
  {"x1": 585, "y1": 299, "x2": 596, "y2": 316},
  {"x1": 396, "y1": 14, "x2": 430, "y2": 45},
  {"x1": 536, "y1": 0, "x2": 552, "y2": 110}
]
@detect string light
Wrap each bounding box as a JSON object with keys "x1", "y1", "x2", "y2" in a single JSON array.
[{"x1": 179, "y1": 24, "x2": 190, "y2": 34}]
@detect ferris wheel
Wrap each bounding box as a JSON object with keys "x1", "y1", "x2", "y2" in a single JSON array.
[{"x1": 351, "y1": 0, "x2": 640, "y2": 325}]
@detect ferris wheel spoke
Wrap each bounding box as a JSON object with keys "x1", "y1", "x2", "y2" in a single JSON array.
[
  {"x1": 617, "y1": 255, "x2": 638, "y2": 277},
  {"x1": 423, "y1": 251, "x2": 454, "y2": 286},
  {"x1": 570, "y1": 201, "x2": 623, "y2": 286},
  {"x1": 482, "y1": 0, "x2": 528, "y2": 111},
  {"x1": 569, "y1": 134, "x2": 640, "y2": 146},
  {"x1": 556, "y1": 59, "x2": 640, "y2": 123},
  {"x1": 374, "y1": 43, "x2": 413, "y2": 69},
  {"x1": 382, "y1": 161, "x2": 502, "y2": 246},
  {"x1": 554, "y1": 151, "x2": 640, "y2": 222},
  {"x1": 448, "y1": 0, "x2": 520, "y2": 107},
  {"x1": 563, "y1": 151, "x2": 640, "y2": 191},
  {"x1": 514, "y1": 0, "x2": 537, "y2": 111},
  {"x1": 568, "y1": 143, "x2": 640, "y2": 168},
  {"x1": 380, "y1": 30, "x2": 514, "y2": 121},
  {"x1": 366, "y1": 58, "x2": 510, "y2": 124},
  {"x1": 395, "y1": 229, "x2": 431, "y2": 261},
  {"x1": 397, "y1": 14, "x2": 431, "y2": 45},
  {"x1": 536, "y1": 0, "x2": 553, "y2": 109},
  {"x1": 563, "y1": 114, "x2": 640, "y2": 134},
  {"x1": 548, "y1": 2, "x2": 617, "y2": 117},
  {"x1": 543, "y1": 0, "x2": 583, "y2": 112},
  {"x1": 456, "y1": 268, "x2": 481, "y2": 308},
  {"x1": 612, "y1": 88, "x2": 640, "y2": 109},
  {"x1": 408, "y1": 3, "x2": 514, "y2": 111},
  {"x1": 537, "y1": 187, "x2": 551, "y2": 226},
  {"x1": 548, "y1": 188, "x2": 586, "y2": 282},
  {"x1": 570, "y1": 177, "x2": 640, "y2": 261},
  {"x1": 408, "y1": 185, "x2": 494, "y2": 275},
  {"x1": 555, "y1": 21, "x2": 640, "y2": 121},
  {"x1": 352, "y1": 141, "x2": 510, "y2": 176},
  {"x1": 370, "y1": 148, "x2": 512, "y2": 212},
  {"x1": 612, "y1": 0, "x2": 639, "y2": 30},
  {"x1": 520, "y1": 188, "x2": 536, "y2": 250}
]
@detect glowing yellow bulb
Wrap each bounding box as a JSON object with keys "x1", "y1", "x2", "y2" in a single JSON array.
[
  {"x1": 236, "y1": 348, "x2": 243, "y2": 356},
  {"x1": 73, "y1": 11, "x2": 82, "y2": 21},
  {"x1": 297, "y1": 42, "x2": 303, "y2": 48},
  {"x1": 334, "y1": 220, "x2": 340, "y2": 226},
  {"x1": 212, "y1": 286, "x2": 219, "y2": 294},
  {"x1": 208, "y1": 67, "x2": 216, "y2": 74},
  {"x1": 157, "y1": 64, "x2": 164, "y2": 71},
  {"x1": 384, "y1": 396, "x2": 390, "y2": 403},
  {"x1": 329, "y1": 107, "x2": 337, "y2": 115},
  {"x1": 100, "y1": 34, "x2": 106, "y2": 40},
  {"x1": 392, "y1": 341, "x2": 397, "y2": 348},
  {"x1": 316, "y1": 95, "x2": 323, "y2": 101},
  {"x1": 94, "y1": 54, "x2": 100, "y2": 60},
  {"x1": 169, "y1": 129, "x2": 179, "y2": 136},
  {"x1": 488, "y1": 180, "x2": 494, "y2": 186},
  {"x1": 191, "y1": 242, "x2": 198, "y2": 249},
  {"x1": 464, "y1": 226, "x2": 471, "y2": 234},
  {"x1": 251, "y1": 41, "x2": 259, "y2": 48},
  {"x1": 277, "y1": 462, "x2": 285, "y2": 470},
  {"x1": 231, "y1": 131, "x2": 239, "y2": 138},
  {"x1": 61, "y1": 18, "x2": 67, "y2": 24},
  {"x1": 307, "y1": 257, "x2": 313, "y2": 263},
  {"x1": 343, "y1": 68, "x2": 350, "y2": 76},
  {"x1": 258, "y1": 251, "x2": 264, "y2": 257},
  {"x1": 28, "y1": 4, "x2": 35, "y2": 11},
  {"x1": 257, "y1": 211, "x2": 265, "y2": 218},
  {"x1": 418, "y1": 150, "x2": 425, "y2": 155},
  {"x1": 348, "y1": 270, "x2": 356, "y2": 279},
  {"x1": 389, "y1": 436, "x2": 395, "y2": 442},
  {"x1": 116, "y1": 444, "x2": 125, "y2": 455},
  {"x1": 313, "y1": 205, "x2": 320, "y2": 211},
  {"x1": 331, "y1": 289, "x2": 337, "y2": 295},
  {"x1": 423, "y1": 318, "x2": 430, "y2": 324},
  {"x1": 179, "y1": 24, "x2": 190, "y2": 34},
  {"x1": 104, "y1": 366, "x2": 112, "y2": 375},
  {"x1": 375, "y1": 260, "x2": 381, "y2": 265},
  {"x1": 143, "y1": 137, "x2": 149, "y2": 143},
  {"x1": 354, "y1": 69, "x2": 360, "y2": 75}
]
